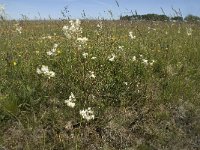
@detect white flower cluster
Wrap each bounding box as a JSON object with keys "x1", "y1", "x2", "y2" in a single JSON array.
[
  {"x1": 118, "y1": 45, "x2": 124, "y2": 51},
  {"x1": 64, "y1": 93, "x2": 95, "y2": 121},
  {"x1": 108, "y1": 53, "x2": 116, "y2": 62},
  {"x1": 132, "y1": 55, "x2": 155, "y2": 66},
  {"x1": 129, "y1": 31, "x2": 136, "y2": 39},
  {"x1": 79, "y1": 107, "x2": 95, "y2": 121},
  {"x1": 47, "y1": 43, "x2": 58, "y2": 56},
  {"x1": 142, "y1": 59, "x2": 155, "y2": 66},
  {"x1": 132, "y1": 56, "x2": 137, "y2": 61},
  {"x1": 62, "y1": 19, "x2": 82, "y2": 39},
  {"x1": 82, "y1": 52, "x2": 96, "y2": 60},
  {"x1": 63, "y1": 19, "x2": 88, "y2": 50},
  {"x1": 37, "y1": 65, "x2": 55, "y2": 78},
  {"x1": 91, "y1": 56, "x2": 97, "y2": 60},
  {"x1": 65, "y1": 92, "x2": 76, "y2": 108},
  {"x1": 186, "y1": 27, "x2": 192, "y2": 36},
  {"x1": 88, "y1": 71, "x2": 96, "y2": 79},
  {"x1": 41, "y1": 35, "x2": 52, "y2": 40},
  {"x1": 97, "y1": 21, "x2": 103, "y2": 29},
  {"x1": 77, "y1": 37, "x2": 88, "y2": 44},
  {"x1": 82, "y1": 52, "x2": 88, "y2": 58},
  {"x1": 15, "y1": 23, "x2": 22, "y2": 34}
]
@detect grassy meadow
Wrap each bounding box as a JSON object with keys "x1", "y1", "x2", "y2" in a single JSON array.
[{"x1": 0, "y1": 19, "x2": 200, "y2": 149}]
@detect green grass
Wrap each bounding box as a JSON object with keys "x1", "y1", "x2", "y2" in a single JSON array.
[{"x1": 0, "y1": 19, "x2": 200, "y2": 150}]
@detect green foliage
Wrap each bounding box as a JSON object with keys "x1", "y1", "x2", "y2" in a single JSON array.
[
  {"x1": 185, "y1": 14, "x2": 200, "y2": 22},
  {"x1": 120, "y1": 14, "x2": 170, "y2": 21},
  {"x1": 171, "y1": 16, "x2": 183, "y2": 21}
]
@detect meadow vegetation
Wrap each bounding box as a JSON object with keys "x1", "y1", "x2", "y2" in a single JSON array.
[{"x1": 0, "y1": 16, "x2": 200, "y2": 149}]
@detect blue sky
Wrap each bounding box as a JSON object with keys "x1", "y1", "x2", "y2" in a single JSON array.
[{"x1": 0, "y1": 0, "x2": 200, "y2": 19}]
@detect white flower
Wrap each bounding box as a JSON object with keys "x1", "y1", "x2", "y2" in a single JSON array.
[
  {"x1": 118, "y1": 46, "x2": 124, "y2": 51},
  {"x1": 129, "y1": 31, "x2": 136, "y2": 39},
  {"x1": 41, "y1": 35, "x2": 52, "y2": 40},
  {"x1": 40, "y1": 65, "x2": 49, "y2": 74},
  {"x1": 123, "y1": 82, "x2": 128, "y2": 85},
  {"x1": 77, "y1": 37, "x2": 88, "y2": 44},
  {"x1": 65, "y1": 92, "x2": 76, "y2": 108},
  {"x1": 88, "y1": 71, "x2": 96, "y2": 79},
  {"x1": 91, "y1": 56, "x2": 97, "y2": 60},
  {"x1": 66, "y1": 101, "x2": 75, "y2": 108},
  {"x1": 132, "y1": 56, "x2": 136, "y2": 61},
  {"x1": 108, "y1": 53, "x2": 116, "y2": 62},
  {"x1": 62, "y1": 19, "x2": 82, "y2": 39},
  {"x1": 37, "y1": 65, "x2": 55, "y2": 78},
  {"x1": 82, "y1": 52, "x2": 88, "y2": 58},
  {"x1": 186, "y1": 27, "x2": 192, "y2": 36},
  {"x1": 53, "y1": 43, "x2": 58, "y2": 49},
  {"x1": 62, "y1": 26, "x2": 69, "y2": 34},
  {"x1": 47, "y1": 71, "x2": 55, "y2": 78},
  {"x1": 47, "y1": 51, "x2": 53, "y2": 56},
  {"x1": 47, "y1": 43, "x2": 58, "y2": 56},
  {"x1": 36, "y1": 68, "x2": 42, "y2": 74},
  {"x1": 15, "y1": 24, "x2": 22, "y2": 34},
  {"x1": 142, "y1": 59, "x2": 148, "y2": 65},
  {"x1": 97, "y1": 21, "x2": 103, "y2": 29},
  {"x1": 80, "y1": 107, "x2": 95, "y2": 121},
  {"x1": 149, "y1": 60, "x2": 155, "y2": 66}
]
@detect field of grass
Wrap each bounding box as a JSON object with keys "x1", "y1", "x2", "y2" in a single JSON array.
[{"x1": 0, "y1": 19, "x2": 200, "y2": 149}]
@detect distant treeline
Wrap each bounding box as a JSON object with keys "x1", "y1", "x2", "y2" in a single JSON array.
[{"x1": 120, "y1": 14, "x2": 200, "y2": 22}]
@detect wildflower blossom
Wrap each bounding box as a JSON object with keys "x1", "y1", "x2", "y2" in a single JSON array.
[
  {"x1": 15, "y1": 24, "x2": 22, "y2": 34},
  {"x1": 65, "y1": 92, "x2": 76, "y2": 108},
  {"x1": 82, "y1": 52, "x2": 88, "y2": 58},
  {"x1": 62, "y1": 19, "x2": 82, "y2": 39},
  {"x1": 77, "y1": 37, "x2": 88, "y2": 44},
  {"x1": 47, "y1": 51, "x2": 53, "y2": 56},
  {"x1": 47, "y1": 43, "x2": 58, "y2": 56},
  {"x1": 80, "y1": 107, "x2": 95, "y2": 121},
  {"x1": 37, "y1": 65, "x2": 55, "y2": 78},
  {"x1": 186, "y1": 27, "x2": 192, "y2": 36},
  {"x1": 118, "y1": 46, "x2": 124, "y2": 51},
  {"x1": 88, "y1": 71, "x2": 96, "y2": 79},
  {"x1": 123, "y1": 82, "x2": 128, "y2": 85},
  {"x1": 41, "y1": 35, "x2": 52, "y2": 40},
  {"x1": 91, "y1": 56, "x2": 97, "y2": 60},
  {"x1": 108, "y1": 53, "x2": 116, "y2": 62},
  {"x1": 97, "y1": 21, "x2": 103, "y2": 29},
  {"x1": 129, "y1": 31, "x2": 136, "y2": 39},
  {"x1": 142, "y1": 59, "x2": 148, "y2": 65},
  {"x1": 149, "y1": 60, "x2": 155, "y2": 66},
  {"x1": 132, "y1": 56, "x2": 137, "y2": 61}
]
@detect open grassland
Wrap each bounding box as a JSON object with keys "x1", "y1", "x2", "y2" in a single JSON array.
[{"x1": 0, "y1": 20, "x2": 200, "y2": 150}]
